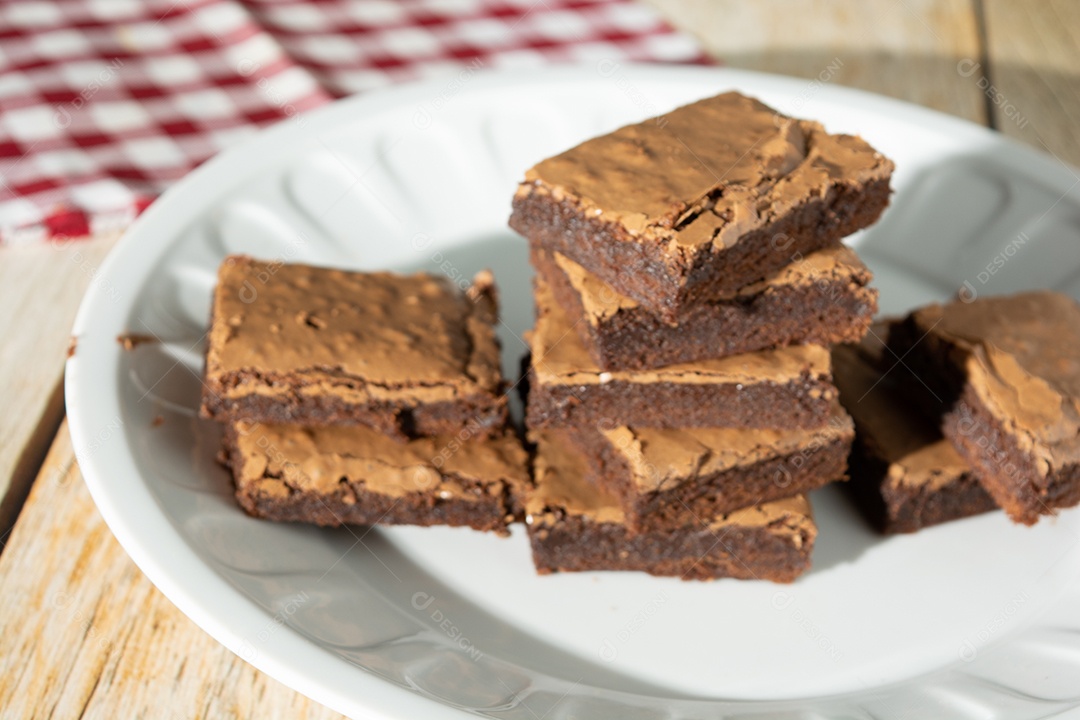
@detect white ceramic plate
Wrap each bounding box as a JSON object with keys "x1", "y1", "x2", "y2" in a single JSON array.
[{"x1": 67, "y1": 65, "x2": 1080, "y2": 719}]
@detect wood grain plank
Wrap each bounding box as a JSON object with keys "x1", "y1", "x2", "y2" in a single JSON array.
[
  {"x1": 0, "y1": 234, "x2": 117, "y2": 543},
  {"x1": 982, "y1": 0, "x2": 1080, "y2": 166},
  {"x1": 0, "y1": 421, "x2": 345, "y2": 719},
  {"x1": 645, "y1": 0, "x2": 987, "y2": 122}
]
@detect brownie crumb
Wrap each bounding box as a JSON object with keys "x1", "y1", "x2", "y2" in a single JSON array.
[{"x1": 118, "y1": 333, "x2": 158, "y2": 350}]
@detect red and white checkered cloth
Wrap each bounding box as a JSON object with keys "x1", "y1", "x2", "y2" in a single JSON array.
[{"x1": 0, "y1": 0, "x2": 709, "y2": 245}]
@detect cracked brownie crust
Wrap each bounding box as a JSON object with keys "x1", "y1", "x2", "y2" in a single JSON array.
[
  {"x1": 889, "y1": 292, "x2": 1080, "y2": 525},
  {"x1": 221, "y1": 420, "x2": 529, "y2": 534},
  {"x1": 201, "y1": 256, "x2": 508, "y2": 439},
  {"x1": 833, "y1": 328, "x2": 997, "y2": 533},
  {"x1": 510, "y1": 91, "x2": 893, "y2": 321},
  {"x1": 525, "y1": 434, "x2": 817, "y2": 582},
  {"x1": 533, "y1": 244, "x2": 877, "y2": 371},
  {"x1": 570, "y1": 402, "x2": 853, "y2": 534},
  {"x1": 525, "y1": 277, "x2": 837, "y2": 429}
]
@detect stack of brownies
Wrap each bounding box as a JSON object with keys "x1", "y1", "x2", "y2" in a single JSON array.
[
  {"x1": 201, "y1": 257, "x2": 530, "y2": 535},
  {"x1": 510, "y1": 92, "x2": 895, "y2": 582}
]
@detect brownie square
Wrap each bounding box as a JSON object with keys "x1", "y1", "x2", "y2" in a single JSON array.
[
  {"x1": 568, "y1": 400, "x2": 853, "y2": 534},
  {"x1": 832, "y1": 329, "x2": 997, "y2": 533},
  {"x1": 532, "y1": 244, "x2": 877, "y2": 371},
  {"x1": 202, "y1": 256, "x2": 508, "y2": 439},
  {"x1": 221, "y1": 420, "x2": 529, "y2": 534},
  {"x1": 525, "y1": 433, "x2": 817, "y2": 582},
  {"x1": 888, "y1": 292, "x2": 1080, "y2": 525},
  {"x1": 510, "y1": 91, "x2": 893, "y2": 322},
  {"x1": 525, "y1": 277, "x2": 838, "y2": 429}
]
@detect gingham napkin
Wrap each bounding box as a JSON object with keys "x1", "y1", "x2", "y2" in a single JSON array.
[{"x1": 0, "y1": 0, "x2": 709, "y2": 246}]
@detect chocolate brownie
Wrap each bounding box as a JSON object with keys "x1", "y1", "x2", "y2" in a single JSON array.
[
  {"x1": 202, "y1": 256, "x2": 508, "y2": 439},
  {"x1": 525, "y1": 277, "x2": 838, "y2": 429},
  {"x1": 832, "y1": 329, "x2": 997, "y2": 533},
  {"x1": 889, "y1": 292, "x2": 1080, "y2": 525},
  {"x1": 532, "y1": 244, "x2": 877, "y2": 371},
  {"x1": 510, "y1": 91, "x2": 893, "y2": 322},
  {"x1": 568, "y1": 400, "x2": 853, "y2": 534},
  {"x1": 525, "y1": 433, "x2": 817, "y2": 582},
  {"x1": 221, "y1": 420, "x2": 528, "y2": 534}
]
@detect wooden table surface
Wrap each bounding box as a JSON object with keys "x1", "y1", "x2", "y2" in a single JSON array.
[{"x1": 1, "y1": 2, "x2": 1077, "y2": 717}]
